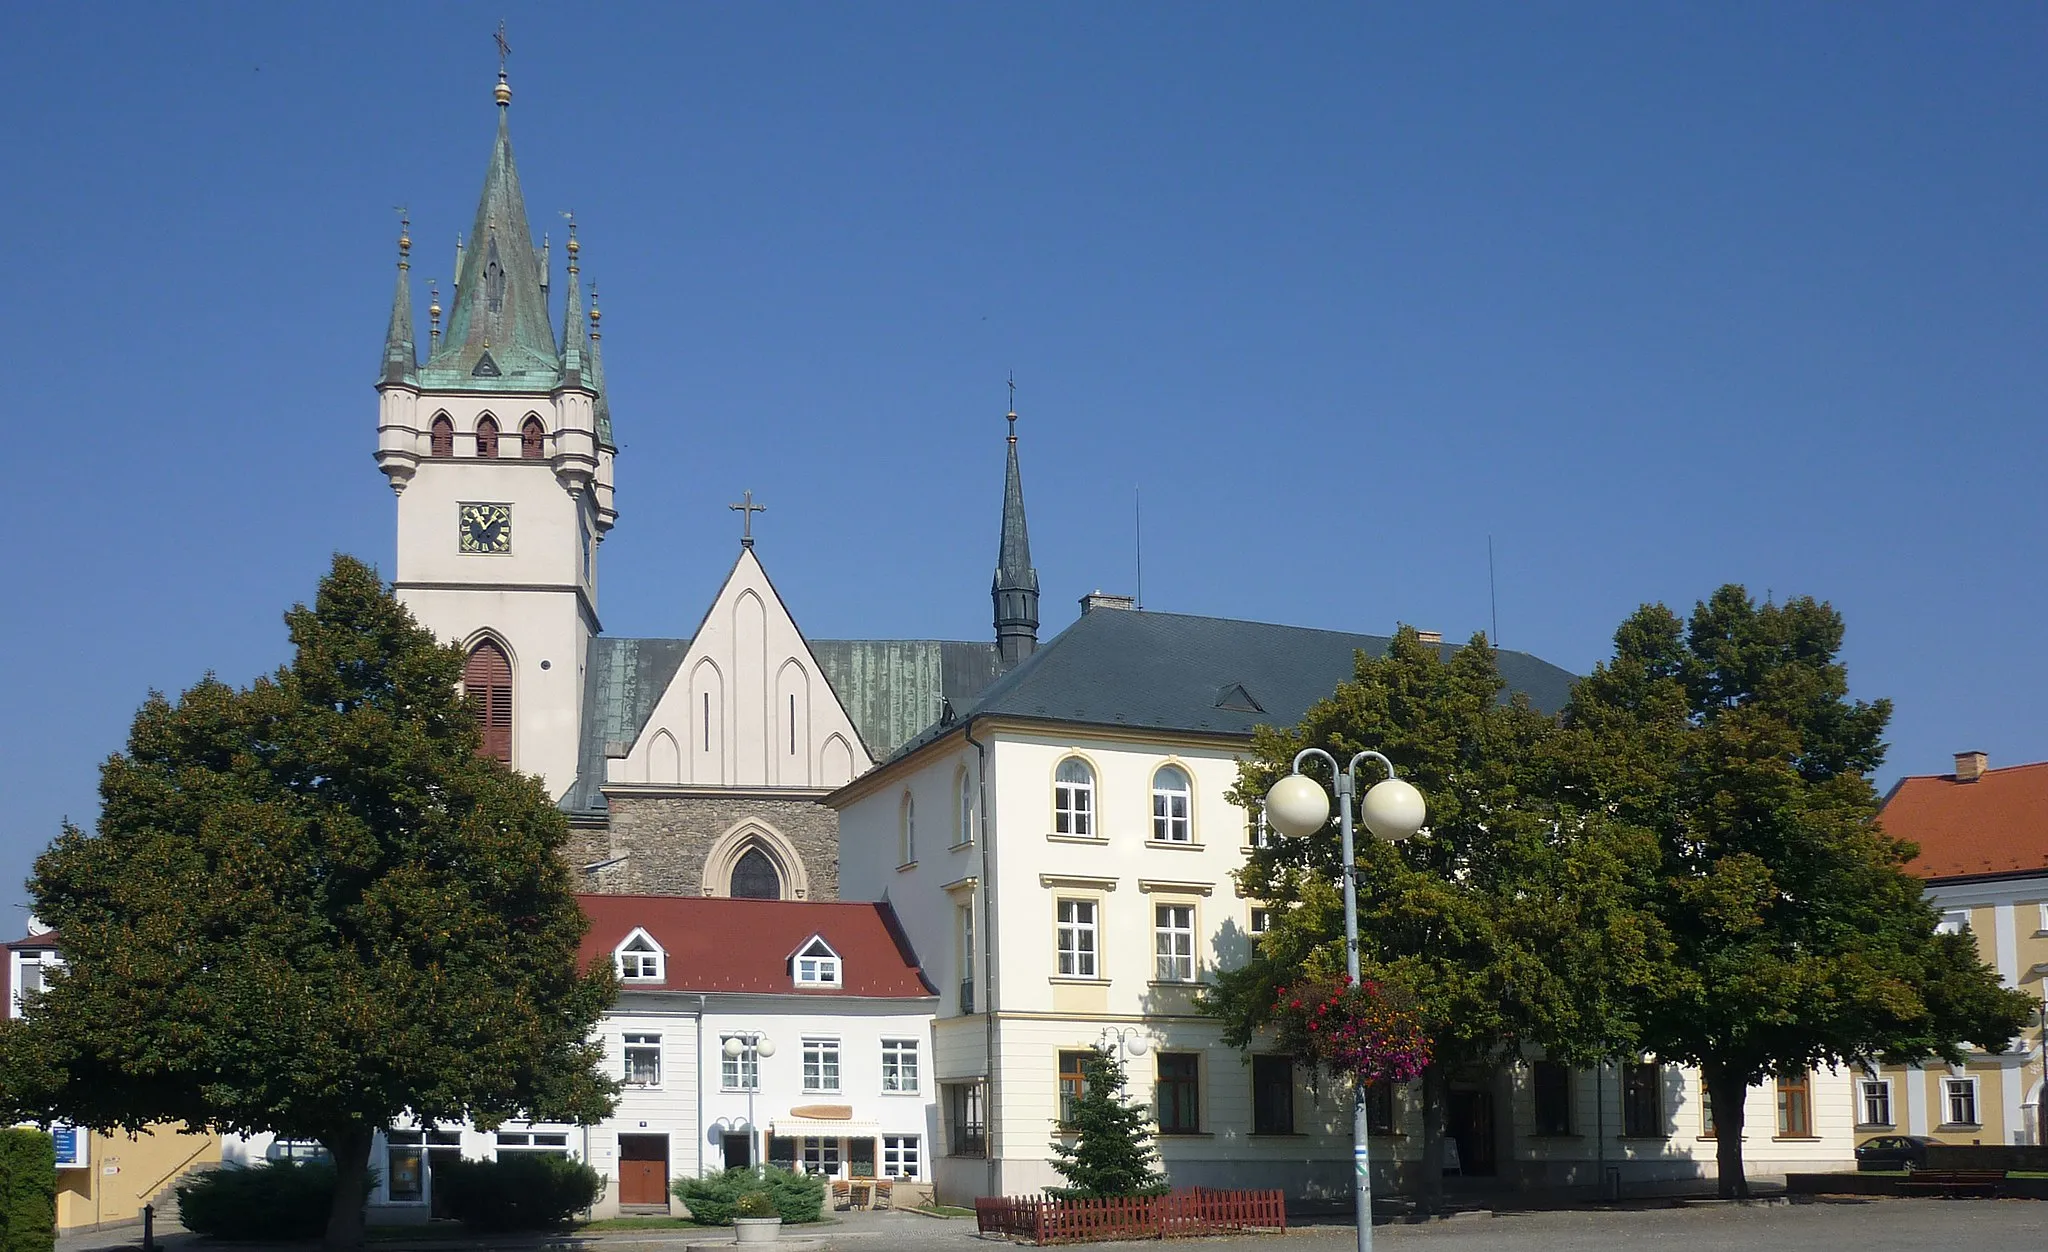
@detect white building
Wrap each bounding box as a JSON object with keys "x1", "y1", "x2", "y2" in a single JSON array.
[{"x1": 830, "y1": 602, "x2": 1855, "y2": 1203}]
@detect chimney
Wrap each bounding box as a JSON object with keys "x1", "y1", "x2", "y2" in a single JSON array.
[
  {"x1": 1415, "y1": 630, "x2": 1444, "y2": 646},
  {"x1": 1079, "y1": 590, "x2": 1136, "y2": 614},
  {"x1": 1954, "y1": 751, "x2": 1988, "y2": 783}
]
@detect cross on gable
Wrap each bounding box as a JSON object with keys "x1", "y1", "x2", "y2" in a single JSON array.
[{"x1": 729, "y1": 490, "x2": 766, "y2": 547}]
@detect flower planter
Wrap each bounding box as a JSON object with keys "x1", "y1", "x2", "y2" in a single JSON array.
[{"x1": 734, "y1": 1216, "x2": 784, "y2": 1244}]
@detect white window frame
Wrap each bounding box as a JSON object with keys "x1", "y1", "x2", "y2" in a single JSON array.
[
  {"x1": 882, "y1": 1134, "x2": 920, "y2": 1179},
  {"x1": 1250, "y1": 805, "x2": 1271, "y2": 848},
  {"x1": 722, "y1": 1036, "x2": 760, "y2": 1091},
  {"x1": 1935, "y1": 909, "x2": 1969, "y2": 936},
  {"x1": 10, "y1": 950, "x2": 58, "y2": 1019},
  {"x1": 899, "y1": 792, "x2": 916, "y2": 865},
  {"x1": 623, "y1": 1032, "x2": 662, "y2": 1089},
  {"x1": 1054, "y1": 758, "x2": 1095, "y2": 837},
  {"x1": 614, "y1": 928, "x2": 665, "y2": 982},
  {"x1": 1151, "y1": 765, "x2": 1193, "y2": 843},
  {"x1": 793, "y1": 936, "x2": 842, "y2": 988},
  {"x1": 881, "y1": 1039, "x2": 920, "y2": 1093},
  {"x1": 1943, "y1": 1075, "x2": 1979, "y2": 1127},
  {"x1": 495, "y1": 1129, "x2": 571, "y2": 1156},
  {"x1": 801, "y1": 1136, "x2": 841, "y2": 1177},
  {"x1": 1155, "y1": 903, "x2": 1196, "y2": 982},
  {"x1": 803, "y1": 1037, "x2": 842, "y2": 1093},
  {"x1": 2036, "y1": 901, "x2": 2048, "y2": 935},
  {"x1": 1249, "y1": 907, "x2": 1271, "y2": 938},
  {"x1": 954, "y1": 766, "x2": 975, "y2": 847},
  {"x1": 1859, "y1": 1077, "x2": 1892, "y2": 1127},
  {"x1": 1057, "y1": 899, "x2": 1099, "y2": 978}
]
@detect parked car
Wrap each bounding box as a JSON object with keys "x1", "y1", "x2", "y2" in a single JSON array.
[{"x1": 1856, "y1": 1134, "x2": 1936, "y2": 1171}]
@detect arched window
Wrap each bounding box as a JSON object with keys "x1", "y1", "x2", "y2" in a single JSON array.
[
  {"x1": 464, "y1": 639, "x2": 513, "y2": 764},
  {"x1": 899, "y1": 793, "x2": 916, "y2": 866},
  {"x1": 1054, "y1": 758, "x2": 1094, "y2": 837},
  {"x1": 521, "y1": 416, "x2": 545, "y2": 459},
  {"x1": 474, "y1": 415, "x2": 499, "y2": 458},
  {"x1": 955, "y1": 766, "x2": 974, "y2": 847},
  {"x1": 429, "y1": 415, "x2": 454, "y2": 457},
  {"x1": 731, "y1": 847, "x2": 781, "y2": 899},
  {"x1": 1152, "y1": 764, "x2": 1192, "y2": 843}
]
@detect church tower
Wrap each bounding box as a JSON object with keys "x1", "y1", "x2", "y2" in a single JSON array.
[
  {"x1": 992, "y1": 403, "x2": 1039, "y2": 668},
  {"x1": 373, "y1": 64, "x2": 617, "y2": 799}
]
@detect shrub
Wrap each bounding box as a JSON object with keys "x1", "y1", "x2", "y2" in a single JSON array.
[
  {"x1": 434, "y1": 1154, "x2": 604, "y2": 1232},
  {"x1": 673, "y1": 1167, "x2": 824, "y2": 1225},
  {"x1": 0, "y1": 1129, "x2": 56, "y2": 1252},
  {"x1": 177, "y1": 1160, "x2": 364, "y2": 1242},
  {"x1": 735, "y1": 1191, "x2": 778, "y2": 1219}
]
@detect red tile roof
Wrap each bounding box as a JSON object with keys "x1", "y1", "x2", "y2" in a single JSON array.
[
  {"x1": 575, "y1": 895, "x2": 935, "y2": 998},
  {"x1": 1879, "y1": 760, "x2": 2048, "y2": 881}
]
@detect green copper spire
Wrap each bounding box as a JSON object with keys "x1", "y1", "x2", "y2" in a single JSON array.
[
  {"x1": 556, "y1": 221, "x2": 590, "y2": 393},
  {"x1": 421, "y1": 75, "x2": 561, "y2": 390},
  {"x1": 993, "y1": 396, "x2": 1039, "y2": 667},
  {"x1": 379, "y1": 217, "x2": 419, "y2": 387},
  {"x1": 587, "y1": 285, "x2": 614, "y2": 449}
]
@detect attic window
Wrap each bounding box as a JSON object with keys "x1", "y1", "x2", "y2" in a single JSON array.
[
  {"x1": 615, "y1": 929, "x2": 665, "y2": 982},
  {"x1": 1215, "y1": 683, "x2": 1264, "y2": 714},
  {"x1": 793, "y1": 937, "x2": 841, "y2": 988}
]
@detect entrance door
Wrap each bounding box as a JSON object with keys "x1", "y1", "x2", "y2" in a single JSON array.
[
  {"x1": 723, "y1": 1132, "x2": 753, "y2": 1169},
  {"x1": 617, "y1": 1135, "x2": 670, "y2": 1207},
  {"x1": 426, "y1": 1140, "x2": 463, "y2": 1219},
  {"x1": 1447, "y1": 1090, "x2": 1497, "y2": 1177}
]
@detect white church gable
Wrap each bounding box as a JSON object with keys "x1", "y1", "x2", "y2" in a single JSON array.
[{"x1": 615, "y1": 547, "x2": 872, "y2": 790}]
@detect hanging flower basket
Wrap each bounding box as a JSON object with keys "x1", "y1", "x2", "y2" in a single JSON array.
[{"x1": 1270, "y1": 975, "x2": 1430, "y2": 1086}]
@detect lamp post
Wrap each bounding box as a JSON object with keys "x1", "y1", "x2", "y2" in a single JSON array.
[
  {"x1": 722, "y1": 1032, "x2": 776, "y2": 1168},
  {"x1": 1097, "y1": 1026, "x2": 1150, "y2": 1060},
  {"x1": 1265, "y1": 749, "x2": 1425, "y2": 1252}
]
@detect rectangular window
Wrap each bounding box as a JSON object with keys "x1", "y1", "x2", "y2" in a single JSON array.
[
  {"x1": 269, "y1": 1139, "x2": 331, "y2": 1163},
  {"x1": 944, "y1": 1082, "x2": 986, "y2": 1157},
  {"x1": 722, "y1": 1037, "x2": 760, "y2": 1091},
  {"x1": 801, "y1": 1137, "x2": 841, "y2": 1177},
  {"x1": 10, "y1": 952, "x2": 54, "y2": 1018},
  {"x1": 494, "y1": 1131, "x2": 570, "y2": 1157},
  {"x1": 1248, "y1": 907, "x2": 1271, "y2": 937},
  {"x1": 1365, "y1": 1083, "x2": 1396, "y2": 1135},
  {"x1": 1623, "y1": 1063, "x2": 1665, "y2": 1137},
  {"x1": 795, "y1": 940, "x2": 840, "y2": 987},
  {"x1": 1944, "y1": 1077, "x2": 1979, "y2": 1126},
  {"x1": 1055, "y1": 763, "x2": 1094, "y2": 836},
  {"x1": 958, "y1": 904, "x2": 976, "y2": 1013},
  {"x1": 1058, "y1": 1050, "x2": 1092, "y2": 1124},
  {"x1": 1057, "y1": 899, "x2": 1099, "y2": 977},
  {"x1": 1250, "y1": 807, "x2": 1271, "y2": 848},
  {"x1": 1533, "y1": 1061, "x2": 1572, "y2": 1135},
  {"x1": 1776, "y1": 1073, "x2": 1812, "y2": 1138},
  {"x1": 803, "y1": 1038, "x2": 841, "y2": 1093},
  {"x1": 1936, "y1": 909, "x2": 1969, "y2": 935},
  {"x1": 1252, "y1": 1055, "x2": 1294, "y2": 1135},
  {"x1": 768, "y1": 1136, "x2": 798, "y2": 1168},
  {"x1": 1153, "y1": 789, "x2": 1191, "y2": 843},
  {"x1": 1701, "y1": 1084, "x2": 1716, "y2": 1139},
  {"x1": 1860, "y1": 1078, "x2": 1893, "y2": 1128},
  {"x1": 385, "y1": 1131, "x2": 423, "y2": 1203},
  {"x1": 881, "y1": 1039, "x2": 920, "y2": 1093},
  {"x1": 1154, "y1": 904, "x2": 1195, "y2": 982},
  {"x1": 624, "y1": 1033, "x2": 661, "y2": 1088},
  {"x1": 882, "y1": 1135, "x2": 920, "y2": 1179},
  {"x1": 1156, "y1": 1053, "x2": 1200, "y2": 1134}
]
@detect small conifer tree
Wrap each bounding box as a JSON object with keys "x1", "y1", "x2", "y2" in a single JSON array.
[{"x1": 1047, "y1": 1046, "x2": 1165, "y2": 1199}]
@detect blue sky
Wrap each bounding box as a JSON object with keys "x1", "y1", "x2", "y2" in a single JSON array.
[{"x1": 1, "y1": 3, "x2": 2042, "y2": 916}]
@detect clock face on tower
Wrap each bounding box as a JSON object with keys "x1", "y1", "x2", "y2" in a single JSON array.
[{"x1": 458, "y1": 502, "x2": 513, "y2": 554}]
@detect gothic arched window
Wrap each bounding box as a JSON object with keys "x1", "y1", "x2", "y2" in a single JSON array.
[
  {"x1": 731, "y1": 848, "x2": 781, "y2": 899},
  {"x1": 464, "y1": 639, "x2": 513, "y2": 764},
  {"x1": 475, "y1": 416, "x2": 499, "y2": 459},
  {"x1": 521, "y1": 416, "x2": 545, "y2": 459},
  {"x1": 430, "y1": 415, "x2": 454, "y2": 457}
]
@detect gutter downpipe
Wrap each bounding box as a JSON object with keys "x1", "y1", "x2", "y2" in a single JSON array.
[
  {"x1": 966, "y1": 718, "x2": 998, "y2": 1199},
  {"x1": 698, "y1": 994, "x2": 710, "y2": 1178}
]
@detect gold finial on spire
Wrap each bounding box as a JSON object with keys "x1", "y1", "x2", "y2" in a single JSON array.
[
  {"x1": 428, "y1": 279, "x2": 442, "y2": 347},
  {"x1": 563, "y1": 211, "x2": 579, "y2": 270},
  {"x1": 589, "y1": 284, "x2": 602, "y2": 339},
  {"x1": 395, "y1": 208, "x2": 411, "y2": 269},
  {"x1": 1006, "y1": 371, "x2": 1018, "y2": 444},
  {"x1": 494, "y1": 21, "x2": 513, "y2": 107}
]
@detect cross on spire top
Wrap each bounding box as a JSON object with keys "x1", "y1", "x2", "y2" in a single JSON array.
[
  {"x1": 1006, "y1": 371, "x2": 1018, "y2": 443},
  {"x1": 729, "y1": 490, "x2": 766, "y2": 547}
]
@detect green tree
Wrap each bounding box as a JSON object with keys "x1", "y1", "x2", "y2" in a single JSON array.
[
  {"x1": 1562, "y1": 587, "x2": 2033, "y2": 1197},
  {"x1": 0, "y1": 556, "x2": 618, "y2": 1248},
  {"x1": 1207, "y1": 628, "x2": 1665, "y2": 1214},
  {"x1": 1047, "y1": 1046, "x2": 1165, "y2": 1199}
]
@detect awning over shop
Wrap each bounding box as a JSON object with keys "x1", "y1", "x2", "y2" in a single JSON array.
[{"x1": 770, "y1": 1118, "x2": 882, "y2": 1136}]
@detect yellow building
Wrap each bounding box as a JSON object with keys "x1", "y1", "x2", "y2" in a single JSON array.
[{"x1": 1872, "y1": 752, "x2": 2048, "y2": 1147}]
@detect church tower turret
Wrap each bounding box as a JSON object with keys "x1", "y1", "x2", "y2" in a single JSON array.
[{"x1": 992, "y1": 400, "x2": 1040, "y2": 668}]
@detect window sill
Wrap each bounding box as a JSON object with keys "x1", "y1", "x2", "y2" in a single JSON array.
[
  {"x1": 897, "y1": 860, "x2": 918, "y2": 872},
  {"x1": 1248, "y1": 1132, "x2": 1307, "y2": 1139},
  {"x1": 1772, "y1": 1135, "x2": 1822, "y2": 1142},
  {"x1": 1050, "y1": 975, "x2": 1106, "y2": 985},
  {"x1": 1147, "y1": 979, "x2": 1205, "y2": 990},
  {"x1": 1047, "y1": 833, "x2": 1109, "y2": 846},
  {"x1": 1853, "y1": 1123, "x2": 1896, "y2": 1132},
  {"x1": 880, "y1": 1090, "x2": 923, "y2": 1097},
  {"x1": 1617, "y1": 1134, "x2": 1670, "y2": 1142},
  {"x1": 1936, "y1": 1123, "x2": 1982, "y2": 1131},
  {"x1": 1527, "y1": 1132, "x2": 1582, "y2": 1140},
  {"x1": 948, "y1": 841, "x2": 975, "y2": 853},
  {"x1": 1146, "y1": 840, "x2": 1205, "y2": 851},
  {"x1": 1156, "y1": 1131, "x2": 1212, "y2": 1138}
]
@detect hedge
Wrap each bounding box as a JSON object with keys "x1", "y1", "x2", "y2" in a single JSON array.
[
  {"x1": 0, "y1": 1130, "x2": 55, "y2": 1252},
  {"x1": 176, "y1": 1160, "x2": 366, "y2": 1242},
  {"x1": 433, "y1": 1153, "x2": 604, "y2": 1231},
  {"x1": 673, "y1": 1166, "x2": 824, "y2": 1225}
]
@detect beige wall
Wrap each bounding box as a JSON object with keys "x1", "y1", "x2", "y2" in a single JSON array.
[{"x1": 56, "y1": 1126, "x2": 218, "y2": 1231}]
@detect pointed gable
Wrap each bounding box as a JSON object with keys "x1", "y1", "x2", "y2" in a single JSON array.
[{"x1": 613, "y1": 547, "x2": 873, "y2": 789}]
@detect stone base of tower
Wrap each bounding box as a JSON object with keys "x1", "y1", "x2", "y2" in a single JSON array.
[{"x1": 567, "y1": 791, "x2": 840, "y2": 902}]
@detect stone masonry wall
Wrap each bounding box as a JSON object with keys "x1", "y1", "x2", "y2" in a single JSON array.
[{"x1": 569, "y1": 794, "x2": 840, "y2": 900}]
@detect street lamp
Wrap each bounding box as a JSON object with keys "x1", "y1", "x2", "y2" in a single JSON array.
[
  {"x1": 1265, "y1": 749, "x2": 1425, "y2": 1252},
  {"x1": 1097, "y1": 1026, "x2": 1150, "y2": 1059},
  {"x1": 722, "y1": 1032, "x2": 776, "y2": 1168}
]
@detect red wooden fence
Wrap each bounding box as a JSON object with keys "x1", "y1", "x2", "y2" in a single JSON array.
[{"x1": 976, "y1": 1188, "x2": 1286, "y2": 1244}]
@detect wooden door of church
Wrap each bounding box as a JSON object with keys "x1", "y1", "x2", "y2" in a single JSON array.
[{"x1": 617, "y1": 1135, "x2": 670, "y2": 1206}]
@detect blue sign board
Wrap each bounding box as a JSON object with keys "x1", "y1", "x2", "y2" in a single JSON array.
[{"x1": 51, "y1": 1125, "x2": 85, "y2": 1170}]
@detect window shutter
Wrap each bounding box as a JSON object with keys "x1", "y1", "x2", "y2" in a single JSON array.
[
  {"x1": 521, "y1": 417, "x2": 545, "y2": 459},
  {"x1": 475, "y1": 417, "x2": 499, "y2": 459},
  {"x1": 464, "y1": 640, "x2": 514, "y2": 763},
  {"x1": 430, "y1": 416, "x2": 454, "y2": 457}
]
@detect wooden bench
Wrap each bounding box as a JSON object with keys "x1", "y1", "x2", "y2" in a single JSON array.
[{"x1": 1896, "y1": 1169, "x2": 2007, "y2": 1197}]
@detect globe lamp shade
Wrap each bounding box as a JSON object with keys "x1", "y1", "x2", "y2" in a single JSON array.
[
  {"x1": 723, "y1": 1037, "x2": 744, "y2": 1059},
  {"x1": 1360, "y1": 777, "x2": 1426, "y2": 843},
  {"x1": 1126, "y1": 1035, "x2": 1149, "y2": 1057},
  {"x1": 757, "y1": 1038, "x2": 777, "y2": 1058},
  {"x1": 1265, "y1": 774, "x2": 1332, "y2": 839}
]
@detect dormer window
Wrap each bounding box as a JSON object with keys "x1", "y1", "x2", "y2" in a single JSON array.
[
  {"x1": 792, "y1": 936, "x2": 841, "y2": 988},
  {"x1": 615, "y1": 929, "x2": 665, "y2": 982}
]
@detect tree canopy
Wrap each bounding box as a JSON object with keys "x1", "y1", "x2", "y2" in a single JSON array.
[{"x1": 0, "y1": 556, "x2": 617, "y2": 1247}]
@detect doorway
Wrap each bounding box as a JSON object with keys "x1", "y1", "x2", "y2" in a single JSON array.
[
  {"x1": 723, "y1": 1132, "x2": 753, "y2": 1169},
  {"x1": 1446, "y1": 1089, "x2": 1497, "y2": 1176},
  {"x1": 617, "y1": 1135, "x2": 671, "y2": 1208}
]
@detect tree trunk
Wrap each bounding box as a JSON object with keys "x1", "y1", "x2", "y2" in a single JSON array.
[
  {"x1": 322, "y1": 1126, "x2": 374, "y2": 1251},
  {"x1": 1417, "y1": 1062, "x2": 1447, "y2": 1217},
  {"x1": 1703, "y1": 1065, "x2": 1750, "y2": 1200}
]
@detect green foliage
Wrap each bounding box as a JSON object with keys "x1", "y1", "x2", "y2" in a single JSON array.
[
  {"x1": 0, "y1": 556, "x2": 620, "y2": 1248},
  {"x1": 176, "y1": 1162, "x2": 370, "y2": 1242},
  {"x1": 433, "y1": 1154, "x2": 604, "y2": 1231},
  {"x1": 0, "y1": 1129, "x2": 55, "y2": 1252},
  {"x1": 673, "y1": 1167, "x2": 824, "y2": 1225},
  {"x1": 1561, "y1": 587, "x2": 2036, "y2": 1196},
  {"x1": 1047, "y1": 1046, "x2": 1165, "y2": 1199},
  {"x1": 734, "y1": 1191, "x2": 778, "y2": 1219}
]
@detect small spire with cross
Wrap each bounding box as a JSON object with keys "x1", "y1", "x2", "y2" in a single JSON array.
[
  {"x1": 494, "y1": 21, "x2": 513, "y2": 107},
  {"x1": 1006, "y1": 371, "x2": 1018, "y2": 443},
  {"x1": 729, "y1": 490, "x2": 766, "y2": 548}
]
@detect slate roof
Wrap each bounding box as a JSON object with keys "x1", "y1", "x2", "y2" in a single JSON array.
[
  {"x1": 577, "y1": 894, "x2": 935, "y2": 998},
  {"x1": 1879, "y1": 760, "x2": 2048, "y2": 881},
  {"x1": 883, "y1": 607, "x2": 1580, "y2": 764}
]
